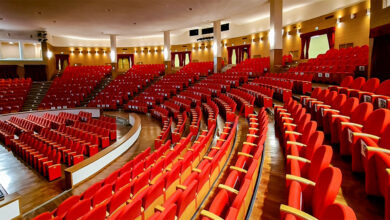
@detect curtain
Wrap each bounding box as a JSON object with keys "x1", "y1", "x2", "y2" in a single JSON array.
[
  {"x1": 371, "y1": 34, "x2": 390, "y2": 81},
  {"x1": 174, "y1": 54, "x2": 180, "y2": 67},
  {"x1": 179, "y1": 53, "x2": 184, "y2": 66},
  {"x1": 123, "y1": 58, "x2": 130, "y2": 70},
  {"x1": 117, "y1": 54, "x2": 134, "y2": 69},
  {"x1": 118, "y1": 58, "x2": 123, "y2": 70},
  {"x1": 63, "y1": 59, "x2": 68, "y2": 70},
  {"x1": 227, "y1": 47, "x2": 233, "y2": 64},
  {"x1": 300, "y1": 27, "x2": 335, "y2": 59},
  {"x1": 55, "y1": 54, "x2": 70, "y2": 70},
  {"x1": 171, "y1": 52, "x2": 191, "y2": 67},
  {"x1": 227, "y1": 45, "x2": 251, "y2": 64}
]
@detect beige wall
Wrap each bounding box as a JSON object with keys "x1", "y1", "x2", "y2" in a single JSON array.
[{"x1": 370, "y1": 0, "x2": 390, "y2": 28}]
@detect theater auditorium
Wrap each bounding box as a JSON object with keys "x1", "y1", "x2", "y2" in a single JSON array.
[{"x1": 0, "y1": 0, "x2": 389, "y2": 219}]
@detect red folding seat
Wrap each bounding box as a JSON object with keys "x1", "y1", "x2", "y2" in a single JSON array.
[
  {"x1": 306, "y1": 89, "x2": 330, "y2": 115},
  {"x1": 300, "y1": 88, "x2": 322, "y2": 107},
  {"x1": 312, "y1": 91, "x2": 338, "y2": 127},
  {"x1": 64, "y1": 199, "x2": 91, "y2": 220},
  {"x1": 284, "y1": 121, "x2": 317, "y2": 153},
  {"x1": 104, "y1": 170, "x2": 120, "y2": 185},
  {"x1": 92, "y1": 183, "x2": 113, "y2": 207},
  {"x1": 335, "y1": 102, "x2": 373, "y2": 149},
  {"x1": 287, "y1": 145, "x2": 333, "y2": 185},
  {"x1": 166, "y1": 161, "x2": 182, "y2": 199},
  {"x1": 143, "y1": 177, "x2": 165, "y2": 219},
  {"x1": 132, "y1": 170, "x2": 150, "y2": 198},
  {"x1": 349, "y1": 78, "x2": 380, "y2": 100},
  {"x1": 132, "y1": 161, "x2": 145, "y2": 179},
  {"x1": 81, "y1": 181, "x2": 103, "y2": 200},
  {"x1": 339, "y1": 77, "x2": 366, "y2": 96},
  {"x1": 52, "y1": 195, "x2": 81, "y2": 219},
  {"x1": 149, "y1": 203, "x2": 177, "y2": 220},
  {"x1": 360, "y1": 79, "x2": 390, "y2": 104},
  {"x1": 288, "y1": 131, "x2": 324, "y2": 160},
  {"x1": 107, "y1": 198, "x2": 142, "y2": 220},
  {"x1": 200, "y1": 189, "x2": 229, "y2": 220},
  {"x1": 280, "y1": 167, "x2": 342, "y2": 219},
  {"x1": 107, "y1": 184, "x2": 131, "y2": 214},
  {"x1": 320, "y1": 94, "x2": 347, "y2": 134},
  {"x1": 340, "y1": 108, "x2": 390, "y2": 171},
  {"x1": 81, "y1": 203, "x2": 106, "y2": 220},
  {"x1": 175, "y1": 180, "x2": 198, "y2": 219},
  {"x1": 32, "y1": 212, "x2": 60, "y2": 220},
  {"x1": 114, "y1": 171, "x2": 131, "y2": 192}
]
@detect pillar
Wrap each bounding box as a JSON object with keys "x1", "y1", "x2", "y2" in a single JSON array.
[
  {"x1": 270, "y1": 0, "x2": 283, "y2": 72},
  {"x1": 213, "y1": 20, "x2": 222, "y2": 73},
  {"x1": 110, "y1": 35, "x2": 117, "y2": 72},
  {"x1": 164, "y1": 31, "x2": 171, "y2": 74}
]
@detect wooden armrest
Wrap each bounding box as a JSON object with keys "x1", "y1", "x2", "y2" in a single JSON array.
[
  {"x1": 386, "y1": 168, "x2": 390, "y2": 175},
  {"x1": 230, "y1": 166, "x2": 247, "y2": 173},
  {"x1": 194, "y1": 141, "x2": 200, "y2": 144},
  {"x1": 237, "y1": 152, "x2": 253, "y2": 158},
  {"x1": 274, "y1": 105, "x2": 284, "y2": 108},
  {"x1": 211, "y1": 147, "x2": 220, "y2": 150},
  {"x1": 285, "y1": 131, "x2": 302, "y2": 135},
  {"x1": 323, "y1": 109, "x2": 339, "y2": 113},
  {"x1": 286, "y1": 174, "x2": 315, "y2": 186},
  {"x1": 200, "y1": 210, "x2": 224, "y2": 220},
  {"x1": 286, "y1": 141, "x2": 307, "y2": 147},
  {"x1": 280, "y1": 204, "x2": 318, "y2": 220},
  {"x1": 217, "y1": 138, "x2": 225, "y2": 142},
  {"x1": 177, "y1": 156, "x2": 184, "y2": 160},
  {"x1": 192, "y1": 168, "x2": 202, "y2": 173},
  {"x1": 165, "y1": 167, "x2": 172, "y2": 171},
  {"x1": 280, "y1": 112, "x2": 291, "y2": 116},
  {"x1": 317, "y1": 104, "x2": 331, "y2": 108},
  {"x1": 286, "y1": 155, "x2": 311, "y2": 163},
  {"x1": 243, "y1": 142, "x2": 256, "y2": 146},
  {"x1": 249, "y1": 122, "x2": 259, "y2": 125},
  {"x1": 247, "y1": 134, "x2": 259, "y2": 138},
  {"x1": 176, "y1": 184, "x2": 187, "y2": 190},
  {"x1": 371, "y1": 95, "x2": 381, "y2": 97},
  {"x1": 218, "y1": 184, "x2": 239, "y2": 194},
  {"x1": 366, "y1": 146, "x2": 390, "y2": 154},
  {"x1": 353, "y1": 133, "x2": 380, "y2": 140},
  {"x1": 283, "y1": 123, "x2": 297, "y2": 126},
  {"x1": 340, "y1": 122, "x2": 363, "y2": 128},
  {"x1": 282, "y1": 117, "x2": 294, "y2": 120},
  {"x1": 154, "y1": 205, "x2": 165, "y2": 212},
  {"x1": 248, "y1": 114, "x2": 257, "y2": 117},
  {"x1": 332, "y1": 115, "x2": 350, "y2": 119},
  {"x1": 202, "y1": 130, "x2": 208, "y2": 132},
  {"x1": 249, "y1": 127, "x2": 259, "y2": 131},
  {"x1": 203, "y1": 156, "x2": 213, "y2": 160}
]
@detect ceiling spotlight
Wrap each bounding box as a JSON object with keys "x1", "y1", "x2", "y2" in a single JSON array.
[
  {"x1": 9, "y1": 42, "x2": 13, "y2": 44},
  {"x1": 350, "y1": 13, "x2": 356, "y2": 19},
  {"x1": 366, "y1": 8, "x2": 370, "y2": 16},
  {"x1": 315, "y1": 26, "x2": 319, "y2": 30},
  {"x1": 105, "y1": 9, "x2": 112, "y2": 12},
  {"x1": 53, "y1": 20, "x2": 56, "y2": 23},
  {"x1": 0, "y1": 18, "x2": 3, "y2": 21},
  {"x1": 133, "y1": 22, "x2": 137, "y2": 25},
  {"x1": 60, "y1": 52, "x2": 64, "y2": 54},
  {"x1": 188, "y1": 8, "x2": 193, "y2": 11}
]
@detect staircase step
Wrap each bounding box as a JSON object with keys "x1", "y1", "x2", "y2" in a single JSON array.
[{"x1": 21, "y1": 81, "x2": 53, "y2": 111}]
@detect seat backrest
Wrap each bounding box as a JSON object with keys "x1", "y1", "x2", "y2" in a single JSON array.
[
  {"x1": 114, "y1": 198, "x2": 142, "y2": 220},
  {"x1": 82, "y1": 204, "x2": 107, "y2": 220},
  {"x1": 332, "y1": 94, "x2": 347, "y2": 110},
  {"x1": 65, "y1": 199, "x2": 91, "y2": 220},
  {"x1": 325, "y1": 91, "x2": 338, "y2": 105},
  {"x1": 317, "y1": 89, "x2": 330, "y2": 102},
  {"x1": 361, "y1": 78, "x2": 380, "y2": 92},
  {"x1": 308, "y1": 145, "x2": 333, "y2": 182},
  {"x1": 350, "y1": 102, "x2": 374, "y2": 124},
  {"x1": 56, "y1": 195, "x2": 81, "y2": 218},
  {"x1": 340, "y1": 97, "x2": 359, "y2": 116},
  {"x1": 320, "y1": 203, "x2": 357, "y2": 220},
  {"x1": 301, "y1": 121, "x2": 318, "y2": 144},
  {"x1": 206, "y1": 189, "x2": 229, "y2": 217},
  {"x1": 304, "y1": 131, "x2": 325, "y2": 161},
  {"x1": 339, "y1": 76, "x2": 353, "y2": 87},
  {"x1": 312, "y1": 167, "x2": 342, "y2": 217},
  {"x1": 374, "y1": 79, "x2": 390, "y2": 96},
  {"x1": 82, "y1": 181, "x2": 103, "y2": 200},
  {"x1": 178, "y1": 180, "x2": 198, "y2": 217},
  {"x1": 311, "y1": 88, "x2": 322, "y2": 98},
  {"x1": 350, "y1": 77, "x2": 366, "y2": 90},
  {"x1": 92, "y1": 183, "x2": 113, "y2": 207},
  {"x1": 362, "y1": 109, "x2": 390, "y2": 136}
]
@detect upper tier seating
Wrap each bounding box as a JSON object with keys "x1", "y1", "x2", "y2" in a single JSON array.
[
  {"x1": 176, "y1": 62, "x2": 213, "y2": 76},
  {"x1": 129, "y1": 64, "x2": 165, "y2": 77},
  {"x1": 225, "y1": 57, "x2": 270, "y2": 77},
  {"x1": 282, "y1": 54, "x2": 293, "y2": 66},
  {"x1": 39, "y1": 65, "x2": 111, "y2": 110},
  {"x1": 0, "y1": 78, "x2": 32, "y2": 114},
  {"x1": 263, "y1": 72, "x2": 313, "y2": 94},
  {"x1": 288, "y1": 46, "x2": 368, "y2": 84}
]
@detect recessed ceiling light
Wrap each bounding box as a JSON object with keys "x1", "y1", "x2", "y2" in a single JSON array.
[
  {"x1": 133, "y1": 22, "x2": 137, "y2": 25},
  {"x1": 0, "y1": 18, "x2": 3, "y2": 21},
  {"x1": 188, "y1": 8, "x2": 193, "y2": 11},
  {"x1": 105, "y1": 9, "x2": 112, "y2": 12},
  {"x1": 37, "y1": 11, "x2": 42, "y2": 15},
  {"x1": 53, "y1": 20, "x2": 56, "y2": 23}
]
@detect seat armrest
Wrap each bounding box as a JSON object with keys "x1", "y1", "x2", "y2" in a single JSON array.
[
  {"x1": 352, "y1": 132, "x2": 380, "y2": 140},
  {"x1": 286, "y1": 174, "x2": 315, "y2": 186},
  {"x1": 366, "y1": 146, "x2": 390, "y2": 154},
  {"x1": 280, "y1": 204, "x2": 318, "y2": 220},
  {"x1": 200, "y1": 210, "x2": 224, "y2": 220},
  {"x1": 286, "y1": 155, "x2": 311, "y2": 163},
  {"x1": 340, "y1": 122, "x2": 363, "y2": 128}
]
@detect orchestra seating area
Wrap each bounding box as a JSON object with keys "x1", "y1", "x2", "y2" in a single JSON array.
[{"x1": 3, "y1": 111, "x2": 117, "y2": 181}]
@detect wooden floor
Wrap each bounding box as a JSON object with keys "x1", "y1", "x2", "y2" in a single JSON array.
[
  {"x1": 0, "y1": 102, "x2": 386, "y2": 219},
  {"x1": 1, "y1": 112, "x2": 161, "y2": 220}
]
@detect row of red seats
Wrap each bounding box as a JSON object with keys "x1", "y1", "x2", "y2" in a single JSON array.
[
  {"x1": 72, "y1": 121, "x2": 110, "y2": 148},
  {"x1": 200, "y1": 109, "x2": 267, "y2": 220},
  {"x1": 330, "y1": 76, "x2": 390, "y2": 109},
  {"x1": 0, "y1": 120, "x2": 16, "y2": 146},
  {"x1": 87, "y1": 117, "x2": 117, "y2": 140},
  {"x1": 225, "y1": 57, "x2": 270, "y2": 77},
  {"x1": 228, "y1": 88, "x2": 255, "y2": 117},
  {"x1": 149, "y1": 118, "x2": 238, "y2": 219},
  {"x1": 0, "y1": 77, "x2": 32, "y2": 114},
  {"x1": 264, "y1": 72, "x2": 312, "y2": 94},
  {"x1": 301, "y1": 88, "x2": 390, "y2": 219},
  {"x1": 189, "y1": 106, "x2": 202, "y2": 134},
  {"x1": 240, "y1": 84, "x2": 273, "y2": 108},
  {"x1": 214, "y1": 94, "x2": 237, "y2": 122},
  {"x1": 130, "y1": 64, "x2": 165, "y2": 77},
  {"x1": 90, "y1": 72, "x2": 156, "y2": 110},
  {"x1": 177, "y1": 62, "x2": 213, "y2": 77},
  {"x1": 203, "y1": 99, "x2": 219, "y2": 128},
  {"x1": 251, "y1": 77, "x2": 293, "y2": 102},
  {"x1": 289, "y1": 46, "x2": 368, "y2": 84},
  {"x1": 172, "y1": 112, "x2": 188, "y2": 143},
  {"x1": 274, "y1": 99, "x2": 357, "y2": 219},
  {"x1": 10, "y1": 132, "x2": 62, "y2": 181},
  {"x1": 40, "y1": 66, "x2": 111, "y2": 109}
]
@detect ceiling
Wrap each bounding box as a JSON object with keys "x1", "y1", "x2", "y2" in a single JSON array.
[{"x1": 0, "y1": 0, "x2": 365, "y2": 47}]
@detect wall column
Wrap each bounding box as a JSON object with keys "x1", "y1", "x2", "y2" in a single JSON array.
[
  {"x1": 110, "y1": 35, "x2": 117, "y2": 72},
  {"x1": 213, "y1": 20, "x2": 222, "y2": 73},
  {"x1": 164, "y1": 31, "x2": 171, "y2": 74},
  {"x1": 269, "y1": 0, "x2": 283, "y2": 72}
]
